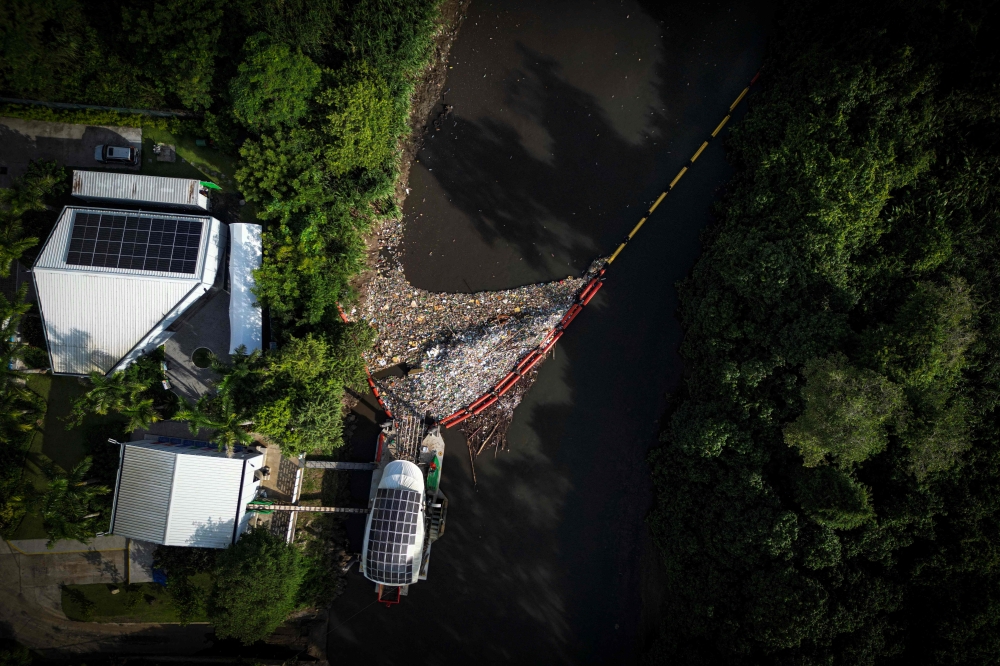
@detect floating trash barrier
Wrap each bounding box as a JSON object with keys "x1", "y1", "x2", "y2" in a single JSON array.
[{"x1": 349, "y1": 261, "x2": 602, "y2": 421}]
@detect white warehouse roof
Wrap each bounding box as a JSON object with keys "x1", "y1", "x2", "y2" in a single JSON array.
[
  {"x1": 110, "y1": 439, "x2": 263, "y2": 549},
  {"x1": 33, "y1": 207, "x2": 226, "y2": 376},
  {"x1": 228, "y1": 223, "x2": 262, "y2": 353},
  {"x1": 72, "y1": 170, "x2": 210, "y2": 210}
]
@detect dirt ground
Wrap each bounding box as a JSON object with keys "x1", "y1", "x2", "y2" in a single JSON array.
[
  {"x1": 0, "y1": 117, "x2": 141, "y2": 188},
  {"x1": 397, "y1": 0, "x2": 471, "y2": 199}
]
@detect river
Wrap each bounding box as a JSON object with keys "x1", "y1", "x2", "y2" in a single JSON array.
[{"x1": 329, "y1": 1, "x2": 771, "y2": 662}]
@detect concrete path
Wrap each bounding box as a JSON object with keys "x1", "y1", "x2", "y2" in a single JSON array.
[
  {"x1": 0, "y1": 540, "x2": 212, "y2": 656},
  {"x1": 7, "y1": 536, "x2": 125, "y2": 555},
  {"x1": 164, "y1": 288, "x2": 231, "y2": 404},
  {"x1": 128, "y1": 539, "x2": 156, "y2": 584}
]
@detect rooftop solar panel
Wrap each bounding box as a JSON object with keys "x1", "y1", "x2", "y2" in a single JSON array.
[
  {"x1": 65, "y1": 211, "x2": 202, "y2": 274},
  {"x1": 365, "y1": 487, "x2": 421, "y2": 586}
]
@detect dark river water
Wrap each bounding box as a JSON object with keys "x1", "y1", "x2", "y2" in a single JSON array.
[{"x1": 329, "y1": 1, "x2": 771, "y2": 662}]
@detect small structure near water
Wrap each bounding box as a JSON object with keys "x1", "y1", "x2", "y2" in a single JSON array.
[{"x1": 110, "y1": 437, "x2": 263, "y2": 549}]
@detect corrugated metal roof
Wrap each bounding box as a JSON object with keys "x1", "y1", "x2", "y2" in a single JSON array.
[
  {"x1": 112, "y1": 446, "x2": 175, "y2": 543},
  {"x1": 112, "y1": 442, "x2": 263, "y2": 548},
  {"x1": 72, "y1": 170, "x2": 208, "y2": 210},
  {"x1": 229, "y1": 223, "x2": 262, "y2": 353},
  {"x1": 166, "y1": 456, "x2": 245, "y2": 548},
  {"x1": 139, "y1": 438, "x2": 260, "y2": 460},
  {"x1": 35, "y1": 271, "x2": 197, "y2": 374},
  {"x1": 33, "y1": 207, "x2": 224, "y2": 375}
]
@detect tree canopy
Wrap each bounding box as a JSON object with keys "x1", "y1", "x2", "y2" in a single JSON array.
[
  {"x1": 0, "y1": 162, "x2": 62, "y2": 536},
  {"x1": 647, "y1": 0, "x2": 1000, "y2": 662},
  {"x1": 230, "y1": 33, "x2": 322, "y2": 132},
  {"x1": 209, "y1": 528, "x2": 305, "y2": 645}
]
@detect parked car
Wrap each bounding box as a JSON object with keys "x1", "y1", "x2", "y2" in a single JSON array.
[{"x1": 94, "y1": 144, "x2": 138, "y2": 165}]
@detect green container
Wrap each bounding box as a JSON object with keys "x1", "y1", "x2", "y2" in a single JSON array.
[{"x1": 426, "y1": 452, "x2": 442, "y2": 493}]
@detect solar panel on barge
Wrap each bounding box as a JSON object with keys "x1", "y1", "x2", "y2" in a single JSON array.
[
  {"x1": 364, "y1": 487, "x2": 420, "y2": 586},
  {"x1": 65, "y1": 211, "x2": 202, "y2": 274}
]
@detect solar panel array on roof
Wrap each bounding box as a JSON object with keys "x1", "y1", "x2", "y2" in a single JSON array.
[
  {"x1": 365, "y1": 488, "x2": 421, "y2": 585},
  {"x1": 66, "y1": 211, "x2": 202, "y2": 274}
]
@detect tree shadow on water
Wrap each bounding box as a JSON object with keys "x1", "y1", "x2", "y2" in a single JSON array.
[{"x1": 415, "y1": 44, "x2": 672, "y2": 277}]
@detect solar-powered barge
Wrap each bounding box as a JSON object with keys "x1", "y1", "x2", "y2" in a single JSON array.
[
  {"x1": 361, "y1": 415, "x2": 448, "y2": 604},
  {"x1": 247, "y1": 414, "x2": 448, "y2": 604}
]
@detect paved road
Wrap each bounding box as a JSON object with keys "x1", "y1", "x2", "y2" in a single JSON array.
[
  {"x1": 0, "y1": 539, "x2": 212, "y2": 656},
  {"x1": 329, "y1": 0, "x2": 772, "y2": 663},
  {"x1": 0, "y1": 117, "x2": 140, "y2": 188}
]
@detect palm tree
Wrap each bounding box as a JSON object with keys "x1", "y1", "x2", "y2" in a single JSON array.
[
  {"x1": 66, "y1": 370, "x2": 150, "y2": 428},
  {"x1": 40, "y1": 456, "x2": 110, "y2": 547},
  {"x1": 212, "y1": 346, "x2": 261, "y2": 403},
  {"x1": 0, "y1": 236, "x2": 37, "y2": 278},
  {"x1": 120, "y1": 396, "x2": 160, "y2": 433},
  {"x1": 175, "y1": 394, "x2": 252, "y2": 456},
  {"x1": 0, "y1": 287, "x2": 32, "y2": 387}
]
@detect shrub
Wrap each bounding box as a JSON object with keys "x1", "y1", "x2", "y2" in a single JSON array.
[{"x1": 209, "y1": 529, "x2": 305, "y2": 645}]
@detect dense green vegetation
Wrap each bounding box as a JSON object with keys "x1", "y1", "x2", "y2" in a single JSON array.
[
  {"x1": 0, "y1": 162, "x2": 64, "y2": 536},
  {"x1": 648, "y1": 1, "x2": 1000, "y2": 663},
  {"x1": 210, "y1": 529, "x2": 306, "y2": 645},
  {"x1": 68, "y1": 350, "x2": 178, "y2": 433},
  {"x1": 1, "y1": 0, "x2": 440, "y2": 455},
  {"x1": 153, "y1": 521, "x2": 345, "y2": 635}
]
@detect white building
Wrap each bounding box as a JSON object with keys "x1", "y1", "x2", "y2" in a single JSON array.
[
  {"x1": 32, "y1": 206, "x2": 226, "y2": 376},
  {"x1": 72, "y1": 171, "x2": 211, "y2": 211},
  {"x1": 110, "y1": 438, "x2": 263, "y2": 549}
]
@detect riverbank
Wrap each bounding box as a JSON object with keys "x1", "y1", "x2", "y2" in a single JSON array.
[
  {"x1": 649, "y1": 1, "x2": 1000, "y2": 661},
  {"x1": 329, "y1": 0, "x2": 772, "y2": 661}
]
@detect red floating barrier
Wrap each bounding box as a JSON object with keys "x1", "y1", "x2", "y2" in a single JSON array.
[
  {"x1": 521, "y1": 351, "x2": 545, "y2": 374},
  {"x1": 497, "y1": 376, "x2": 521, "y2": 397},
  {"x1": 472, "y1": 394, "x2": 499, "y2": 415},
  {"x1": 541, "y1": 330, "x2": 564, "y2": 353},
  {"x1": 559, "y1": 304, "x2": 582, "y2": 328},
  {"x1": 582, "y1": 280, "x2": 604, "y2": 305},
  {"x1": 467, "y1": 393, "x2": 492, "y2": 412},
  {"x1": 516, "y1": 351, "x2": 540, "y2": 372},
  {"x1": 493, "y1": 374, "x2": 517, "y2": 395},
  {"x1": 577, "y1": 279, "x2": 599, "y2": 303},
  {"x1": 445, "y1": 412, "x2": 472, "y2": 427},
  {"x1": 561, "y1": 304, "x2": 583, "y2": 328},
  {"x1": 439, "y1": 413, "x2": 462, "y2": 427}
]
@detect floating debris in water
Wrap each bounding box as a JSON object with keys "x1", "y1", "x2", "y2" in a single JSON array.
[{"x1": 353, "y1": 263, "x2": 599, "y2": 420}]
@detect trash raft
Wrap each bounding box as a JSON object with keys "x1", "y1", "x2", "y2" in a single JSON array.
[{"x1": 348, "y1": 261, "x2": 605, "y2": 454}]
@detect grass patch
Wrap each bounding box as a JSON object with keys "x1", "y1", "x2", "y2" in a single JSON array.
[
  {"x1": 11, "y1": 375, "x2": 122, "y2": 540},
  {"x1": 141, "y1": 127, "x2": 238, "y2": 190},
  {"x1": 298, "y1": 468, "x2": 343, "y2": 507},
  {"x1": 62, "y1": 575, "x2": 212, "y2": 623}
]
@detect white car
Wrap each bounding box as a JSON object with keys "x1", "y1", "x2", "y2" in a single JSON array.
[{"x1": 94, "y1": 144, "x2": 138, "y2": 165}]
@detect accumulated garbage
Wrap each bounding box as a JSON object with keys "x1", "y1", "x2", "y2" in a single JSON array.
[
  {"x1": 460, "y1": 366, "x2": 539, "y2": 460},
  {"x1": 352, "y1": 262, "x2": 600, "y2": 420}
]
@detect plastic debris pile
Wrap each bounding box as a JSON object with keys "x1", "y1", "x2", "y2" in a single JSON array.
[
  {"x1": 459, "y1": 366, "x2": 539, "y2": 458},
  {"x1": 353, "y1": 263, "x2": 598, "y2": 420}
]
